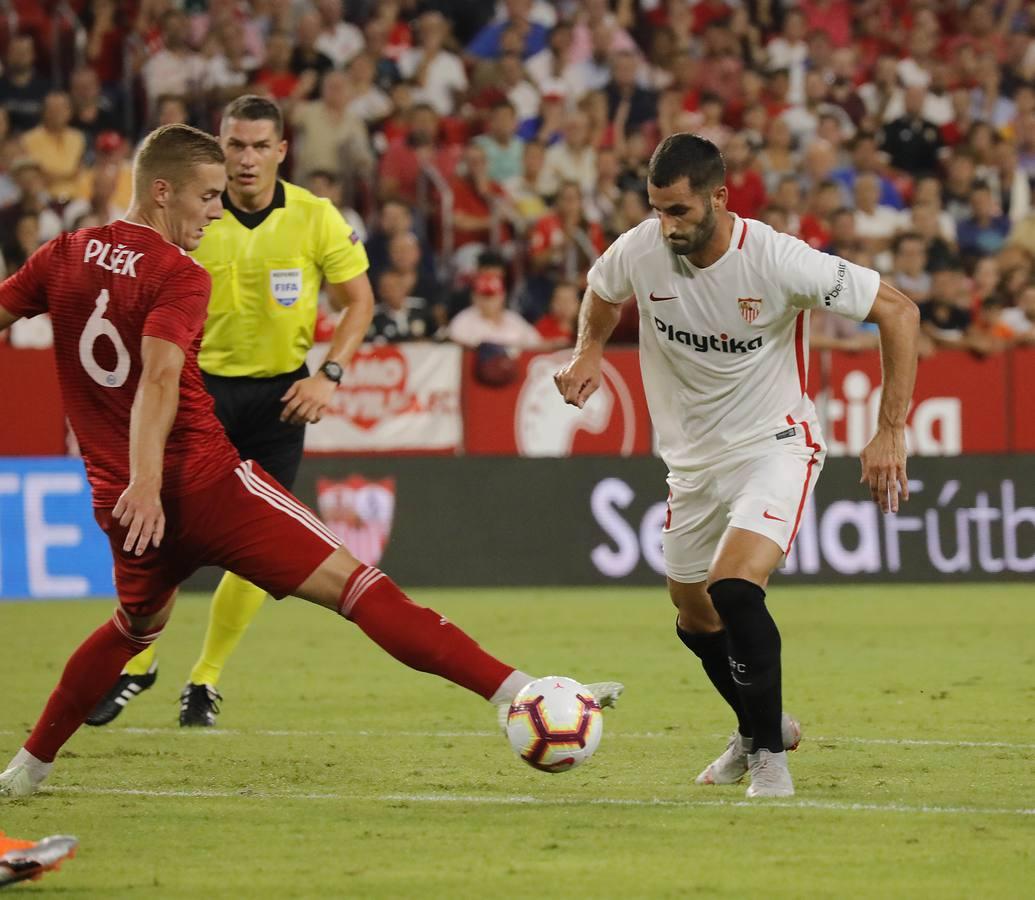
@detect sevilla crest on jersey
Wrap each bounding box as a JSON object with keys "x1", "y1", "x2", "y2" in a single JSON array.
[{"x1": 738, "y1": 297, "x2": 762, "y2": 324}]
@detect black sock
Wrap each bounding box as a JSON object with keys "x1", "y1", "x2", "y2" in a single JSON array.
[
  {"x1": 676, "y1": 622, "x2": 752, "y2": 738},
  {"x1": 708, "y1": 578, "x2": 783, "y2": 754}
]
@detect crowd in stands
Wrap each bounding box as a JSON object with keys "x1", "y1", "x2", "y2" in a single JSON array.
[{"x1": 4, "y1": 0, "x2": 1035, "y2": 357}]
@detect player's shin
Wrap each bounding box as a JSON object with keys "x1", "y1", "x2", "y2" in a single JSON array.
[
  {"x1": 676, "y1": 622, "x2": 753, "y2": 738},
  {"x1": 22, "y1": 610, "x2": 164, "y2": 766},
  {"x1": 338, "y1": 564, "x2": 521, "y2": 701},
  {"x1": 707, "y1": 579, "x2": 784, "y2": 754}
]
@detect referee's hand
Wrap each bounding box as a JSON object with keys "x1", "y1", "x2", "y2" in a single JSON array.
[{"x1": 281, "y1": 375, "x2": 338, "y2": 425}]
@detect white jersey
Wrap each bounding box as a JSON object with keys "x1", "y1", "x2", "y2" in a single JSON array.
[{"x1": 587, "y1": 215, "x2": 879, "y2": 472}]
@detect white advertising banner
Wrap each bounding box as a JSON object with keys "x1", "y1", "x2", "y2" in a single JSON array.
[{"x1": 304, "y1": 343, "x2": 462, "y2": 452}]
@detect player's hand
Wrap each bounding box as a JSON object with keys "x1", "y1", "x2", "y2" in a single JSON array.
[
  {"x1": 860, "y1": 426, "x2": 908, "y2": 514},
  {"x1": 113, "y1": 480, "x2": 165, "y2": 556},
  {"x1": 554, "y1": 351, "x2": 602, "y2": 408},
  {"x1": 281, "y1": 374, "x2": 337, "y2": 425}
]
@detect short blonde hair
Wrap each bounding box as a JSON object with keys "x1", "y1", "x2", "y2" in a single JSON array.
[{"x1": 132, "y1": 124, "x2": 225, "y2": 203}]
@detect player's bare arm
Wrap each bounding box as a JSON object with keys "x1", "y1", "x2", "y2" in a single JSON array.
[
  {"x1": 554, "y1": 288, "x2": 623, "y2": 408},
  {"x1": 860, "y1": 280, "x2": 920, "y2": 514},
  {"x1": 279, "y1": 271, "x2": 375, "y2": 426},
  {"x1": 0, "y1": 307, "x2": 18, "y2": 333},
  {"x1": 116, "y1": 336, "x2": 187, "y2": 556}
]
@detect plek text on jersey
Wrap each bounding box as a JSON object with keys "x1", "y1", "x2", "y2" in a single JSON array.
[
  {"x1": 84, "y1": 240, "x2": 144, "y2": 278},
  {"x1": 654, "y1": 316, "x2": 763, "y2": 353}
]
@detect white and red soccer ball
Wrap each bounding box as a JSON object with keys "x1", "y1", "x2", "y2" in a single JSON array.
[{"x1": 506, "y1": 676, "x2": 603, "y2": 773}]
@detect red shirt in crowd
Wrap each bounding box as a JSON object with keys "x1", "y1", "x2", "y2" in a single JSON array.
[{"x1": 725, "y1": 169, "x2": 767, "y2": 221}]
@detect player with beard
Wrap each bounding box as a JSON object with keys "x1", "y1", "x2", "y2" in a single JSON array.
[
  {"x1": 87, "y1": 96, "x2": 375, "y2": 728},
  {"x1": 555, "y1": 133, "x2": 919, "y2": 797}
]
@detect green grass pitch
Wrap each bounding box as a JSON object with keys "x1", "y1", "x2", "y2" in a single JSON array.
[{"x1": 1, "y1": 585, "x2": 1033, "y2": 898}]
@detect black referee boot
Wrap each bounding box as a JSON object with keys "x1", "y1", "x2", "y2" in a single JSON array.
[{"x1": 179, "y1": 683, "x2": 222, "y2": 727}]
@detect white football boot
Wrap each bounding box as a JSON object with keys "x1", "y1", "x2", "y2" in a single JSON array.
[
  {"x1": 694, "y1": 712, "x2": 801, "y2": 785},
  {"x1": 745, "y1": 749, "x2": 795, "y2": 797},
  {"x1": 0, "y1": 765, "x2": 37, "y2": 799}
]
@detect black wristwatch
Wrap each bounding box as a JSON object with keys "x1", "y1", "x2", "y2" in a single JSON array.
[{"x1": 319, "y1": 361, "x2": 344, "y2": 384}]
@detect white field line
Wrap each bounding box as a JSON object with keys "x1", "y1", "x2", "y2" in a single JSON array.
[
  {"x1": 1, "y1": 728, "x2": 1034, "y2": 750},
  {"x1": 44, "y1": 785, "x2": 1035, "y2": 818}
]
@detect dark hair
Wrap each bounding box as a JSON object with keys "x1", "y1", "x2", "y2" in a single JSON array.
[
  {"x1": 476, "y1": 249, "x2": 506, "y2": 270},
  {"x1": 647, "y1": 133, "x2": 726, "y2": 192},
  {"x1": 893, "y1": 231, "x2": 925, "y2": 254},
  {"x1": 221, "y1": 94, "x2": 283, "y2": 137}
]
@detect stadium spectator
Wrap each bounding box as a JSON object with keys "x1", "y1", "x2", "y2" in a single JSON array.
[
  {"x1": 943, "y1": 152, "x2": 979, "y2": 223},
  {"x1": 290, "y1": 70, "x2": 374, "y2": 184},
  {"x1": 346, "y1": 53, "x2": 392, "y2": 125},
  {"x1": 1000, "y1": 283, "x2": 1035, "y2": 342},
  {"x1": 467, "y1": 0, "x2": 550, "y2": 61},
  {"x1": 890, "y1": 232, "x2": 932, "y2": 303},
  {"x1": 908, "y1": 201, "x2": 959, "y2": 273},
  {"x1": 0, "y1": 35, "x2": 50, "y2": 134},
  {"x1": 879, "y1": 84, "x2": 942, "y2": 177},
  {"x1": 399, "y1": 11, "x2": 468, "y2": 118},
  {"x1": 446, "y1": 141, "x2": 508, "y2": 272},
  {"x1": 766, "y1": 8, "x2": 808, "y2": 105},
  {"x1": 724, "y1": 133, "x2": 767, "y2": 220},
  {"x1": 475, "y1": 100, "x2": 524, "y2": 184},
  {"x1": 22, "y1": 92, "x2": 85, "y2": 202},
  {"x1": 447, "y1": 270, "x2": 542, "y2": 348},
  {"x1": 798, "y1": 179, "x2": 840, "y2": 249},
  {"x1": 254, "y1": 31, "x2": 314, "y2": 103},
  {"x1": 525, "y1": 179, "x2": 604, "y2": 319},
  {"x1": 809, "y1": 306, "x2": 880, "y2": 352},
  {"x1": 852, "y1": 172, "x2": 905, "y2": 254},
  {"x1": 496, "y1": 51, "x2": 541, "y2": 126},
  {"x1": 314, "y1": 0, "x2": 365, "y2": 69},
  {"x1": 920, "y1": 266, "x2": 990, "y2": 354},
  {"x1": 585, "y1": 147, "x2": 623, "y2": 233},
  {"x1": 957, "y1": 183, "x2": 1010, "y2": 261},
  {"x1": 526, "y1": 22, "x2": 585, "y2": 104},
  {"x1": 756, "y1": 116, "x2": 798, "y2": 195},
  {"x1": 142, "y1": 10, "x2": 205, "y2": 114},
  {"x1": 2, "y1": 159, "x2": 62, "y2": 243},
  {"x1": 292, "y1": 11, "x2": 336, "y2": 97},
  {"x1": 537, "y1": 110, "x2": 597, "y2": 196},
  {"x1": 1, "y1": 212, "x2": 40, "y2": 274},
  {"x1": 387, "y1": 231, "x2": 442, "y2": 314},
  {"x1": 68, "y1": 68, "x2": 120, "y2": 152},
  {"x1": 62, "y1": 163, "x2": 125, "y2": 230},
  {"x1": 369, "y1": 269, "x2": 435, "y2": 342},
  {"x1": 502, "y1": 139, "x2": 549, "y2": 227},
  {"x1": 606, "y1": 49, "x2": 657, "y2": 137},
  {"x1": 201, "y1": 24, "x2": 257, "y2": 107},
  {"x1": 534, "y1": 280, "x2": 580, "y2": 348},
  {"x1": 155, "y1": 95, "x2": 190, "y2": 127}
]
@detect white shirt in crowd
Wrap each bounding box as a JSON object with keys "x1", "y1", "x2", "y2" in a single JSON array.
[
  {"x1": 398, "y1": 48, "x2": 468, "y2": 117},
  {"x1": 448, "y1": 307, "x2": 543, "y2": 349},
  {"x1": 855, "y1": 205, "x2": 908, "y2": 242},
  {"x1": 315, "y1": 21, "x2": 364, "y2": 68},
  {"x1": 587, "y1": 215, "x2": 879, "y2": 471}
]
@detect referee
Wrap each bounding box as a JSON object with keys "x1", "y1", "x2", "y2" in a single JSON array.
[{"x1": 87, "y1": 95, "x2": 374, "y2": 727}]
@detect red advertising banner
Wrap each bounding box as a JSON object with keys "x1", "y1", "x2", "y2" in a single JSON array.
[
  {"x1": 462, "y1": 348, "x2": 654, "y2": 456},
  {"x1": 1009, "y1": 347, "x2": 1035, "y2": 452},
  {"x1": 808, "y1": 349, "x2": 1010, "y2": 456},
  {"x1": 464, "y1": 347, "x2": 1018, "y2": 457},
  {"x1": 0, "y1": 345, "x2": 65, "y2": 455}
]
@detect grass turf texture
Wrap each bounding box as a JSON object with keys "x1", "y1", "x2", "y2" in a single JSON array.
[{"x1": 1, "y1": 585, "x2": 1033, "y2": 898}]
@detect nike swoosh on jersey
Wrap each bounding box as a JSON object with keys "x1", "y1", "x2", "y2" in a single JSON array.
[
  {"x1": 649, "y1": 292, "x2": 678, "y2": 302},
  {"x1": 762, "y1": 510, "x2": 787, "y2": 522}
]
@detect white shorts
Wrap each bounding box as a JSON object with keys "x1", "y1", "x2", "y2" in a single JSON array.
[{"x1": 662, "y1": 419, "x2": 827, "y2": 583}]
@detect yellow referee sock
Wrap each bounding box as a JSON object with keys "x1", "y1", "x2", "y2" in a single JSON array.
[
  {"x1": 123, "y1": 643, "x2": 157, "y2": 677},
  {"x1": 189, "y1": 572, "x2": 268, "y2": 687}
]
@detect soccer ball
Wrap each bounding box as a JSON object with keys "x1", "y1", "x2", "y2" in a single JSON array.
[{"x1": 506, "y1": 676, "x2": 603, "y2": 773}]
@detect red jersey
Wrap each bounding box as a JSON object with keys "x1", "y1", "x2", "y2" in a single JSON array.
[{"x1": 0, "y1": 219, "x2": 239, "y2": 507}]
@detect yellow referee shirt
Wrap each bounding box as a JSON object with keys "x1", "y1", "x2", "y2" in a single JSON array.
[{"x1": 192, "y1": 180, "x2": 369, "y2": 377}]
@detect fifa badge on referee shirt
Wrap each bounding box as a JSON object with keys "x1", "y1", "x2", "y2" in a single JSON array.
[{"x1": 270, "y1": 268, "x2": 303, "y2": 307}]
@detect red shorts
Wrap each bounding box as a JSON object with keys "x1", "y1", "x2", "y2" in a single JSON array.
[{"x1": 95, "y1": 460, "x2": 340, "y2": 617}]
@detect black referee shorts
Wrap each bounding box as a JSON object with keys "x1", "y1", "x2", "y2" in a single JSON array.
[{"x1": 202, "y1": 363, "x2": 309, "y2": 491}]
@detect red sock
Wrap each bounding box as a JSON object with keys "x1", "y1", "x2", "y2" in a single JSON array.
[
  {"x1": 339, "y1": 565, "x2": 513, "y2": 700},
  {"x1": 25, "y1": 612, "x2": 159, "y2": 763}
]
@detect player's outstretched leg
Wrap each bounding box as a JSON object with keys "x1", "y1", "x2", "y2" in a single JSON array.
[
  {"x1": 0, "y1": 832, "x2": 78, "y2": 887},
  {"x1": 708, "y1": 577, "x2": 793, "y2": 797},
  {"x1": 292, "y1": 548, "x2": 623, "y2": 724},
  {"x1": 179, "y1": 572, "x2": 267, "y2": 727},
  {"x1": 85, "y1": 643, "x2": 158, "y2": 727},
  {"x1": 1, "y1": 607, "x2": 167, "y2": 798}
]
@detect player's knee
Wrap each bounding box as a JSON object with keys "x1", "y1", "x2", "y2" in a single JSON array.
[{"x1": 668, "y1": 579, "x2": 722, "y2": 633}]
